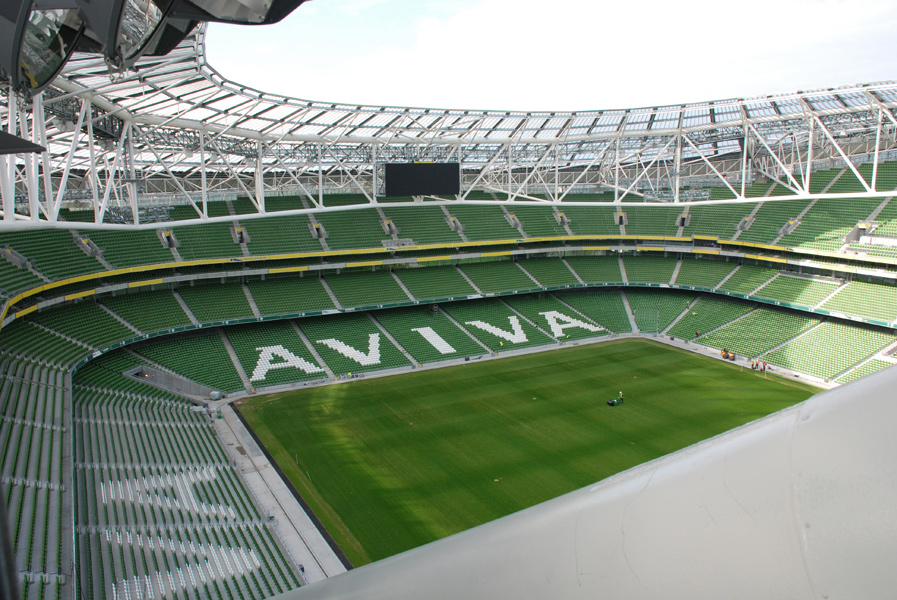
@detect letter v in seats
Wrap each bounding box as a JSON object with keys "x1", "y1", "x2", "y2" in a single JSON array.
[
  {"x1": 317, "y1": 333, "x2": 382, "y2": 366},
  {"x1": 464, "y1": 316, "x2": 528, "y2": 343}
]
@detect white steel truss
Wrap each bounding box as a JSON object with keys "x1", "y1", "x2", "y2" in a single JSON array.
[{"x1": 2, "y1": 24, "x2": 897, "y2": 227}]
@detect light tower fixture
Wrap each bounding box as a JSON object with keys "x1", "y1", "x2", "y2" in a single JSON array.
[
  {"x1": 0, "y1": 0, "x2": 311, "y2": 92},
  {"x1": 0, "y1": 0, "x2": 85, "y2": 92},
  {"x1": 76, "y1": 0, "x2": 177, "y2": 66}
]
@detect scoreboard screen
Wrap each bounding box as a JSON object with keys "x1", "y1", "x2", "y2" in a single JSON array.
[{"x1": 384, "y1": 162, "x2": 460, "y2": 197}]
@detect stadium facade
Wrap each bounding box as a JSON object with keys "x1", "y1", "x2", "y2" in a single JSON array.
[{"x1": 2, "y1": 16, "x2": 897, "y2": 600}]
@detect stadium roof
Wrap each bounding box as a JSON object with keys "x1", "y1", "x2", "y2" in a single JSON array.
[
  {"x1": 4, "y1": 24, "x2": 897, "y2": 224},
  {"x1": 56, "y1": 25, "x2": 897, "y2": 145}
]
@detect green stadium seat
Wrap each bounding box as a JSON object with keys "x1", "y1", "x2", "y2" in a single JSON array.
[
  {"x1": 324, "y1": 270, "x2": 411, "y2": 308},
  {"x1": 177, "y1": 281, "x2": 255, "y2": 322},
  {"x1": 394, "y1": 265, "x2": 476, "y2": 300},
  {"x1": 459, "y1": 261, "x2": 538, "y2": 294},
  {"x1": 373, "y1": 306, "x2": 487, "y2": 363},
  {"x1": 442, "y1": 298, "x2": 555, "y2": 351},
  {"x1": 550, "y1": 290, "x2": 633, "y2": 333},
  {"x1": 298, "y1": 313, "x2": 411, "y2": 375}
]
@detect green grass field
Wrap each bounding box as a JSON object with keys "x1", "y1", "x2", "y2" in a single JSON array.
[{"x1": 238, "y1": 339, "x2": 818, "y2": 567}]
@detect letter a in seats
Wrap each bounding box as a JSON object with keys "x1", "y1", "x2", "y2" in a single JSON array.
[{"x1": 251, "y1": 345, "x2": 325, "y2": 382}]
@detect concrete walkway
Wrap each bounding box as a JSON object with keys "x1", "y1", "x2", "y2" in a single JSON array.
[{"x1": 212, "y1": 403, "x2": 348, "y2": 584}]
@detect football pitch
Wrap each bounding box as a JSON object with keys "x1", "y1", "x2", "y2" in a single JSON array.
[{"x1": 237, "y1": 339, "x2": 818, "y2": 567}]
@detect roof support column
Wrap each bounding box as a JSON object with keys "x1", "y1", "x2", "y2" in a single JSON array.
[
  {"x1": 34, "y1": 93, "x2": 54, "y2": 221},
  {"x1": 557, "y1": 142, "x2": 613, "y2": 202},
  {"x1": 811, "y1": 114, "x2": 872, "y2": 193},
  {"x1": 259, "y1": 141, "x2": 318, "y2": 208},
  {"x1": 872, "y1": 108, "x2": 883, "y2": 191},
  {"x1": 748, "y1": 123, "x2": 805, "y2": 193},
  {"x1": 317, "y1": 143, "x2": 323, "y2": 206},
  {"x1": 372, "y1": 144, "x2": 379, "y2": 199},
  {"x1": 614, "y1": 136, "x2": 620, "y2": 202},
  {"x1": 200, "y1": 129, "x2": 208, "y2": 216},
  {"x1": 256, "y1": 140, "x2": 265, "y2": 213},
  {"x1": 51, "y1": 101, "x2": 87, "y2": 222},
  {"x1": 461, "y1": 145, "x2": 506, "y2": 200},
  {"x1": 740, "y1": 123, "x2": 750, "y2": 197},
  {"x1": 17, "y1": 98, "x2": 39, "y2": 221},
  {"x1": 804, "y1": 116, "x2": 814, "y2": 194},
  {"x1": 554, "y1": 144, "x2": 561, "y2": 202},
  {"x1": 2, "y1": 86, "x2": 17, "y2": 221},
  {"x1": 507, "y1": 144, "x2": 513, "y2": 198},
  {"x1": 126, "y1": 126, "x2": 138, "y2": 225},
  {"x1": 0, "y1": 155, "x2": 11, "y2": 222},
  {"x1": 97, "y1": 121, "x2": 129, "y2": 223},
  {"x1": 674, "y1": 133, "x2": 682, "y2": 203},
  {"x1": 85, "y1": 102, "x2": 101, "y2": 223},
  {"x1": 133, "y1": 124, "x2": 202, "y2": 216}
]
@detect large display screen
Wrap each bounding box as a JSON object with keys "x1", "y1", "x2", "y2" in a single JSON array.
[{"x1": 384, "y1": 162, "x2": 460, "y2": 197}]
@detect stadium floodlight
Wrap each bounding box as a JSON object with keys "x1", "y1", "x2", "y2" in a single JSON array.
[
  {"x1": 75, "y1": 0, "x2": 177, "y2": 65},
  {"x1": 167, "y1": 0, "x2": 310, "y2": 25},
  {"x1": 77, "y1": 0, "x2": 309, "y2": 67},
  {"x1": 0, "y1": 0, "x2": 85, "y2": 92},
  {"x1": 0, "y1": 0, "x2": 310, "y2": 91}
]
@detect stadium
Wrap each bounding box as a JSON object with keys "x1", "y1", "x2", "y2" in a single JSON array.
[{"x1": 1, "y1": 1, "x2": 897, "y2": 599}]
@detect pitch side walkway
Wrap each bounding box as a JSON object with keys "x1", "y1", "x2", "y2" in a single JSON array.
[
  {"x1": 212, "y1": 403, "x2": 349, "y2": 584},
  {"x1": 645, "y1": 334, "x2": 837, "y2": 390}
]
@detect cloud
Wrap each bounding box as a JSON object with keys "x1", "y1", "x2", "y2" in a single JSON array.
[
  {"x1": 330, "y1": 0, "x2": 395, "y2": 16},
  {"x1": 206, "y1": 0, "x2": 897, "y2": 111}
]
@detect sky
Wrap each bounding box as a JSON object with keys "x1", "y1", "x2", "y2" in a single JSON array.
[{"x1": 205, "y1": 0, "x2": 897, "y2": 112}]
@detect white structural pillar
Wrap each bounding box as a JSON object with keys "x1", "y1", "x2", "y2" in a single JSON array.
[{"x1": 281, "y1": 366, "x2": 897, "y2": 600}]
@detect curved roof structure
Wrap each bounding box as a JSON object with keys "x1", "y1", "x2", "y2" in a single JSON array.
[
  {"x1": 3, "y1": 24, "x2": 897, "y2": 223},
  {"x1": 58, "y1": 26, "x2": 897, "y2": 144}
]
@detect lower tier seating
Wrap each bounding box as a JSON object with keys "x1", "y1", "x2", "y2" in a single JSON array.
[
  {"x1": 135, "y1": 331, "x2": 245, "y2": 393},
  {"x1": 753, "y1": 275, "x2": 841, "y2": 309},
  {"x1": 442, "y1": 298, "x2": 555, "y2": 352},
  {"x1": 227, "y1": 320, "x2": 326, "y2": 387},
  {"x1": 764, "y1": 321, "x2": 894, "y2": 380},
  {"x1": 0, "y1": 360, "x2": 66, "y2": 600},
  {"x1": 2, "y1": 276, "x2": 896, "y2": 599},
  {"x1": 820, "y1": 281, "x2": 897, "y2": 322},
  {"x1": 697, "y1": 308, "x2": 820, "y2": 359},
  {"x1": 298, "y1": 313, "x2": 411, "y2": 375},
  {"x1": 625, "y1": 289, "x2": 695, "y2": 333},
  {"x1": 503, "y1": 294, "x2": 608, "y2": 341},
  {"x1": 667, "y1": 297, "x2": 755, "y2": 340},
  {"x1": 549, "y1": 290, "x2": 633, "y2": 333},
  {"x1": 372, "y1": 307, "x2": 487, "y2": 364},
  {"x1": 837, "y1": 358, "x2": 893, "y2": 384}
]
